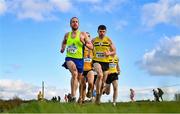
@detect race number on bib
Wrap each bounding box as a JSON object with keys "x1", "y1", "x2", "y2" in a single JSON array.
[
  {"x1": 67, "y1": 45, "x2": 77, "y2": 54},
  {"x1": 84, "y1": 58, "x2": 92, "y2": 62},
  {"x1": 109, "y1": 63, "x2": 116, "y2": 69},
  {"x1": 96, "y1": 52, "x2": 105, "y2": 58}
]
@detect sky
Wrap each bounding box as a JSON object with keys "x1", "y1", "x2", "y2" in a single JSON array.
[{"x1": 0, "y1": 0, "x2": 180, "y2": 102}]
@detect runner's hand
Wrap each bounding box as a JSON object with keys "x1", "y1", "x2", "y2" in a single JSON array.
[
  {"x1": 60, "y1": 48, "x2": 65, "y2": 53},
  {"x1": 104, "y1": 51, "x2": 111, "y2": 56}
]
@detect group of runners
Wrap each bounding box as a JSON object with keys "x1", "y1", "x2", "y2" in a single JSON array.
[{"x1": 60, "y1": 17, "x2": 120, "y2": 106}]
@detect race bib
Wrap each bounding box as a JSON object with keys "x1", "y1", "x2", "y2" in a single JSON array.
[
  {"x1": 84, "y1": 58, "x2": 92, "y2": 62},
  {"x1": 109, "y1": 63, "x2": 116, "y2": 69},
  {"x1": 96, "y1": 52, "x2": 105, "y2": 58},
  {"x1": 67, "y1": 45, "x2": 77, "y2": 54}
]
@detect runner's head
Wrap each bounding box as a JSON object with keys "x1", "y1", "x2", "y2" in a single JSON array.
[
  {"x1": 86, "y1": 32, "x2": 91, "y2": 39},
  {"x1": 70, "y1": 17, "x2": 79, "y2": 31},
  {"x1": 98, "y1": 25, "x2": 106, "y2": 38}
]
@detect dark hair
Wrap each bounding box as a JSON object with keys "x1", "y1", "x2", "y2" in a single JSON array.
[
  {"x1": 98, "y1": 25, "x2": 106, "y2": 30},
  {"x1": 86, "y1": 32, "x2": 90, "y2": 36},
  {"x1": 70, "y1": 17, "x2": 79, "y2": 24}
]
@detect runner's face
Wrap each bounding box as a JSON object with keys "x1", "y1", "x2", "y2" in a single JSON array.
[
  {"x1": 98, "y1": 29, "x2": 106, "y2": 38},
  {"x1": 70, "y1": 18, "x2": 79, "y2": 31}
]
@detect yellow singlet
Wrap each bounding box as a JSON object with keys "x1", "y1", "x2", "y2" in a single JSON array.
[
  {"x1": 93, "y1": 36, "x2": 111, "y2": 62},
  {"x1": 108, "y1": 55, "x2": 119, "y2": 74},
  {"x1": 83, "y1": 47, "x2": 93, "y2": 71}
]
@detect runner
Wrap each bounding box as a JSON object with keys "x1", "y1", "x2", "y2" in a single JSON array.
[
  {"x1": 92, "y1": 25, "x2": 116, "y2": 104},
  {"x1": 79, "y1": 32, "x2": 94, "y2": 103},
  {"x1": 103, "y1": 55, "x2": 120, "y2": 106},
  {"x1": 60, "y1": 17, "x2": 93, "y2": 102}
]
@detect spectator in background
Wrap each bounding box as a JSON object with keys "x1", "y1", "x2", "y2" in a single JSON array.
[
  {"x1": 157, "y1": 88, "x2": 164, "y2": 101},
  {"x1": 153, "y1": 89, "x2": 159, "y2": 102},
  {"x1": 130, "y1": 88, "x2": 135, "y2": 102},
  {"x1": 58, "y1": 96, "x2": 61, "y2": 102},
  {"x1": 51, "y1": 96, "x2": 58, "y2": 102},
  {"x1": 64, "y1": 94, "x2": 68, "y2": 102},
  {"x1": 67, "y1": 93, "x2": 71, "y2": 102},
  {"x1": 37, "y1": 91, "x2": 43, "y2": 101}
]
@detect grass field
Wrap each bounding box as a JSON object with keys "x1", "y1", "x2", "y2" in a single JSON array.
[{"x1": 4, "y1": 101, "x2": 180, "y2": 113}]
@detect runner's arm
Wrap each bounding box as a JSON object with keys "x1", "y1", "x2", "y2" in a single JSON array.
[
  {"x1": 104, "y1": 38, "x2": 116, "y2": 56},
  {"x1": 117, "y1": 62, "x2": 120, "y2": 75},
  {"x1": 60, "y1": 33, "x2": 68, "y2": 53},
  {"x1": 81, "y1": 32, "x2": 93, "y2": 50}
]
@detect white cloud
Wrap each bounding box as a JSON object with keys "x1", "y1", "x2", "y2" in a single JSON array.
[
  {"x1": 0, "y1": 79, "x2": 178, "y2": 102},
  {"x1": 0, "y1": 0, "x2": 6, "y2": 15},
  {"x1": 0, "y1": 79, "x2": 67, "y2": 100},
  {"x1": 114, "y1": 20, "x2": 128, "y2": 31},
  {"x1": 50, "y1": 0, "x2": 72, "y2": 12},
  {"x1": 0, "y1": 79, "x2": 37, "y2": 99},
  {"x1": 137, "y1": 35, "x2": 180, "y2": 76},
  {"x1": 3, "y1": 0, "x2": 72, "y2": 21},
  {"x1": 91, "y1": 0, "x2": 126, "y2": 13},
  {"x1": 142, "y1": 0, "x2": 180, "y2": 27},
  {"x1": 77, "y1": 0, "x2": 101, "y2": 4}
]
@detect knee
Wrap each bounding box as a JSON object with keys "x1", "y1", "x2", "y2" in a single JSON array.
[
  {"x1": 114, "y1": 87, "x2": 118, "y2": 92},
  {"x1": 73, "y1": 71, "x2": 78, "y2": 77},
  {"x1": 98, "y1": 74, "x2": 103, "y2": 80},
  {"x1": 97, "y1": 71, "x2": 103, "y2": 79},
  {"x1": 89, "y1": 83, "x2": 93, "y2": 88},
  {"x1": 80, "y1": 82, "x2": 86, "y2": 89},
  {"x1": 72, "y1": 72, "x2": 78, "y2": 79},
  {"x1": 83, "y1": 83, "x2": 86, "y2": 89}
]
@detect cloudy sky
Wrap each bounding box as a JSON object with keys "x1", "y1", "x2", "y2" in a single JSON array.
[{"x1": 0, "y1": 0, "x2": 180, "y2": 101}]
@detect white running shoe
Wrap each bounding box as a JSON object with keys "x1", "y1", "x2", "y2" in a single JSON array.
[{"x1": 113, "y1": 102, "x2": 116, "y2": 106}]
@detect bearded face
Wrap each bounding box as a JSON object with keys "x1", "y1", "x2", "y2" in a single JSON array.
[
  {"x1": 70, "y1": 18, "x2": 79, "y2": 31},
  {"x1": 98, "y1": 29, "x2": 106, "y2": 38}
]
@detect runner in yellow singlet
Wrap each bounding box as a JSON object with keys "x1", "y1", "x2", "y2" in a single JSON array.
[
  {"x1": 92, "y1": 25, "x2": 116, "y2": 104},
  {"x1": 102, "y1": 55, "x2": 120, "y2": 106},
  {"x1": 79, "y1": 32, "x2": 95, "y2": 103}
]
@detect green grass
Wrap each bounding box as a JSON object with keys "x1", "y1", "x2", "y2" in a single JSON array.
[{"x1": 6, "y1": 101, "x2": 180, "y2": 113}]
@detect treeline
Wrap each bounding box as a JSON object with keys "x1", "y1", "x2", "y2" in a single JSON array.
[
  {"x1": 0, "y1": 96, "x2": 37, "y2": 112},
  {"x1": 0, "y1": 96, "x2": 24, "y2": 112},
  {"x1": 0, "y1": 96, "x2": 62, "y2": 112}
]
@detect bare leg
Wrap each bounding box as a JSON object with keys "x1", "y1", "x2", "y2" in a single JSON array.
[
  {"x1": 102, "y1": 71, "x2": 109, "y2": 86},
  {"x1": 78, "y1": 73, "x2": 85, "y2": 103},
  {"x1": 66, "y1": 61, "x2": 78, "y2": 98},
  {"x1": 93, "y1": 63, "x2": 103, "y2": 104},
  {"x1": 112, "y1": 80, "x2": 118, "y2": 105},
  {"x1": 105, "y1": 84, "x2": 110, "y2": 95},
  {"x1": 87, "y1": 70, "x2": 94, "y2": 98},
  {"x1": 102, "y1": 71, "x2": 109, "y2": 94}
]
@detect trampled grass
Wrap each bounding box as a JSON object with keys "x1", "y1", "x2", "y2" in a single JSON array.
[{"x1": 7, "y1": 101, "x2": 180, "y2": 113}]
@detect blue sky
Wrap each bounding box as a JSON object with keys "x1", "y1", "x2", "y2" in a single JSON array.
[{"x1": 0, "y1": 0, "x2": 180, "y2": 101}]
